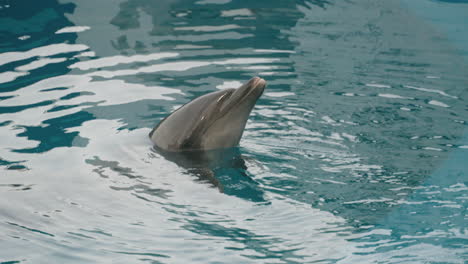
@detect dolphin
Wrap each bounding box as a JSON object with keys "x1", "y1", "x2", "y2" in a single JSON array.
[
  {"x1": 153, "y1": 147, "x2": 267, "y2": 202},
  {"x1": 149, "y1": 77, "x2": 266, "y2": 152}
]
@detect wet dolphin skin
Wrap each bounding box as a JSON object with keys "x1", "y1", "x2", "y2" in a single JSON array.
[{"x1": 149, "y1": 77, "x2": 266, "y2": 151}]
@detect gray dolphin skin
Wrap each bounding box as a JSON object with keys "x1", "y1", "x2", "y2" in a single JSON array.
[{"x1": 149, "y1": 77, "x2": 266, "y2": 152}]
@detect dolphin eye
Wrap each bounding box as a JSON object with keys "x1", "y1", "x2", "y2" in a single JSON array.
[{"x1": 217, "y1": 94, "x2": 226, "y2": 102}]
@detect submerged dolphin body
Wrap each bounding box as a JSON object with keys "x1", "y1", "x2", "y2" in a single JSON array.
[
  {"x1": 149, "y1": 77, "x2": 266, "y2": 152},
  {"x1": 154, "y1": 147, "x2": 267, "y2": 202}
]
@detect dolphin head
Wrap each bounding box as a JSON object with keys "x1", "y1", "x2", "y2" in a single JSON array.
[
  {"x1": 150, "y1": 77, "x2": 266, "y2": 152},
  {"x1": 200, "y1": 77, "x2": 266, "y2": 149}
]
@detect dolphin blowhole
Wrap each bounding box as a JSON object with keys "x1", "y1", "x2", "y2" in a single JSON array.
[{"x1": 149, "y1": 77, "x2": 266, "y2": 152}]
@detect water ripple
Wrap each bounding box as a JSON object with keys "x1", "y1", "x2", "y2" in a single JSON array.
[{"x1": 1, "y1": 0, "x2": 467, "y2": 263}]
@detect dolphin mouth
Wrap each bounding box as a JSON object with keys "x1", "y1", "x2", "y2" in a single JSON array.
[
  {"x1": 250, "y1": 77, "x2": 267, "y2": 91},
  {"x1": 242, "y1": 77, "x2": 266, "y2": 99},
  {"x1": 219, "y1": 77, "x2": 266, "y2": 113}
]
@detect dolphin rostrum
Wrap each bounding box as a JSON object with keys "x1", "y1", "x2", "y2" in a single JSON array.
[{"x1": 149, "y1": 77, "x2": 266, "y2": 152}]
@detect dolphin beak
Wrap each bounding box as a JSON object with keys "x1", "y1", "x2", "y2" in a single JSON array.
[
  {"x1": 251, "y1": 77, "x2": 266, "y2": 91},
  {"x1": 241, "y1": 76, "x2": 266, "y2": 99},
  {"x1": 219, "y1": 77, "x2": 266, "y2": 113}
]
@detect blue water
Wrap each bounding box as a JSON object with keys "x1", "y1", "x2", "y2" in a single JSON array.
[{"x1": 1, "y1": 0, "x2": 467, "y2": 263}]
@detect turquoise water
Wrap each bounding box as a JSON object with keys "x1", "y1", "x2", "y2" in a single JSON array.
[{"x1": 1, "y1": 0, "x2": 467, "y2": 263}]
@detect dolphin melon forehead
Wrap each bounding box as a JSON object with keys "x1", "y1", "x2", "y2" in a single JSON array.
[{"x1": 150, "y1": 89, "x2": 228, "y2": 144}]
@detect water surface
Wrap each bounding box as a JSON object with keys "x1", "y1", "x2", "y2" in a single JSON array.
[{"x1": 1, "y1": 0, "x2": 467, "y2": 263}]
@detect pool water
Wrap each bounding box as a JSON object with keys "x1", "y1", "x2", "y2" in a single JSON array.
[{"x1": 1, "y1": 0, "x2": 467, "y2": 263}]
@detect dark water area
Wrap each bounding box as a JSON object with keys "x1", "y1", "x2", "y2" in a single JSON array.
[{"x1": 0, "y1": 0, "x2": 467, "y2": 263}]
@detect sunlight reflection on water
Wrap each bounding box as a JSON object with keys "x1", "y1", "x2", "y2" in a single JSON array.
[{"x1": 0, "y1": 0, "x2": 467, "y2": 263}]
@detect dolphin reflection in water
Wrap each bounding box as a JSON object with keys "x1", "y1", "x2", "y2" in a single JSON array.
[{"x1": 149, "y1": 77, "x2": 267, "y2": 202}]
